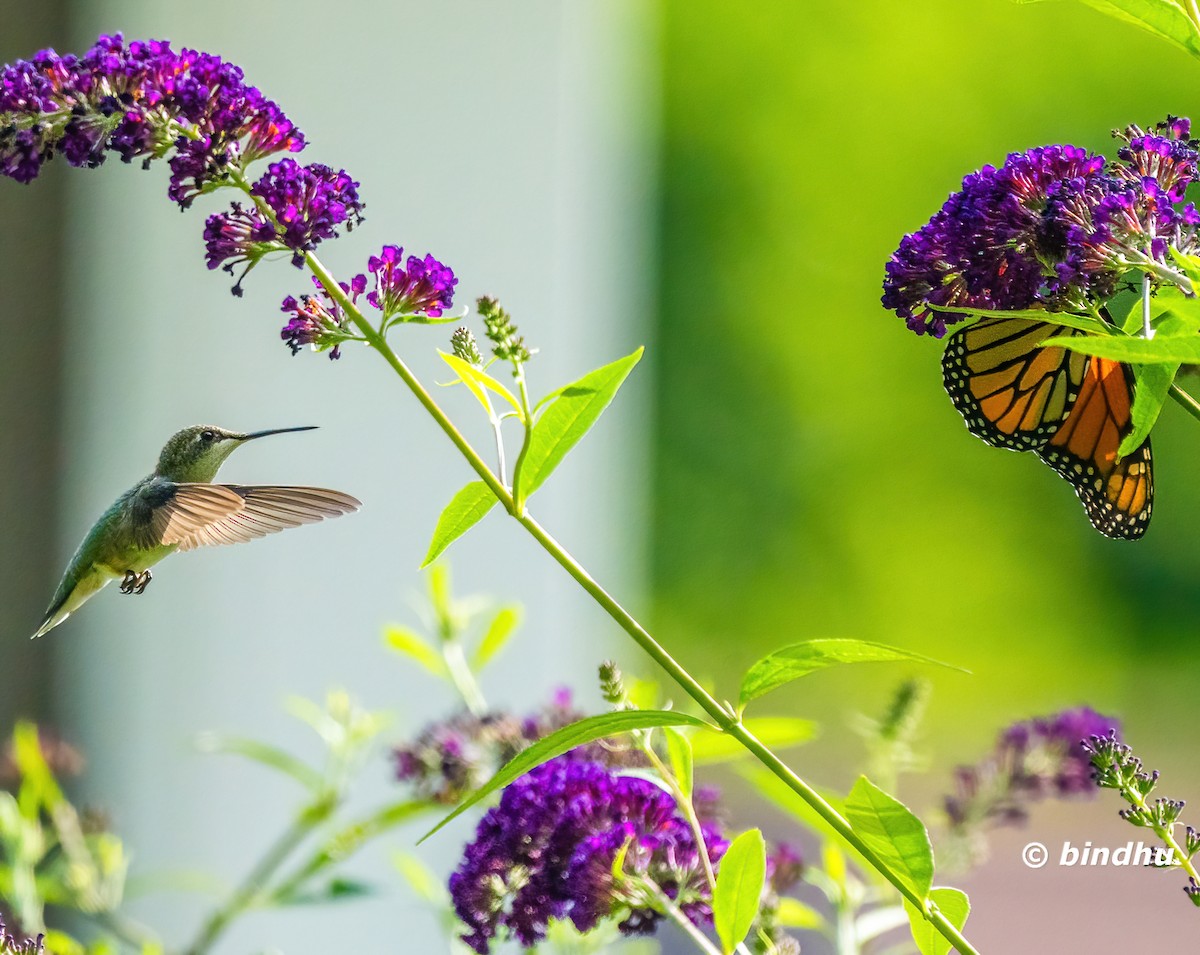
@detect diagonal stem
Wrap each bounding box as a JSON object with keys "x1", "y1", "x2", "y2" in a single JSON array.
[{"x1": 303, "y1": 252, "x2": 980, "y2": 955}]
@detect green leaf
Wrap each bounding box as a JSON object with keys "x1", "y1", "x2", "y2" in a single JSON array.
[
  {"x1": 278, "y1": 877, "x2": 376, "y2": 905},
  {"x1": 690, "y1": 717, "x2": 817, "y2": 764},
  {"x1": 739, "y1": 766, "x2": 847, "y2": 843},
  {"x1": 471, "y1": 605, "x2": 522, "y2": 670},
  {"x1": 514, "y1": 347, "x2": 643, "y2": 500},
  {"x1": 776, "y1": 896, "x2": 826, "y2": 930},
  {"x1": 1041, "y1": 331, "x2": 1200, "y2": 364},
  {"x1": 1125, "y1": 308, "x2": 1200, "y2": 453},
  {"x1": 194, "y1": 733, "x2": 323, "y2": 792},
  {"x1": 422, "y1": 481, "x2": 499, "y2": 568},
  {"x1": 383, "y1": 625, "x2": 447, "y2": 677},
  {"x1": 439, "y1": 350, "x2": 523, "y2": 418},
  {"x1": 1018, "y1": 0, "x2": 1200, "y2": 59},
  {"x1": 393, "y1": 852, "x2": 448, "y2": 904},
  {"x1": 663, "y1": 728, "x2": 694, "y2": 798},
  {"x1": 420, "y1": 709, "x2": 709, "y2": 843},
  {"x1": 905, "y1": 887, "x2": 971, "y2": 955},
  {"x1": 739, "y1": 639, "x2": 965, "y2": 708},
  {"x1": 713, "y1": 828, "x2": 766, "y2": 954},
  {"x1": 844, "y1": 776, "x2": 934, "y2": 901},
  {"x1": 929, "y1": 303, "x2": 1108, "y2": 334}
]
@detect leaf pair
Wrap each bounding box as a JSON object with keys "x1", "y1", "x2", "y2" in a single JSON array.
[{"x1": 425, "y1": 347, "x2": 644, "y2": 565}]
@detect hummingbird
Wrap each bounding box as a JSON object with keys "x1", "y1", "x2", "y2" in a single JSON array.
[{"x1": 34, "y1": 424, "x2": 361, "y2": 638}]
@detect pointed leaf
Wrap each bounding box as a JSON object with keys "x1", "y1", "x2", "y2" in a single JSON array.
[
  {"x1": 929, "y1": 303, "x2": 1108, "y2": 334},
  {"x1": 776, "y1": 897, "x2": 826, "y2": 930},
  {"x1": 1041, "y1": 331, "x2": 1200, "y2": 364},
  {"x1": 194, "y1": 733, "x2": 323, "y2": 792},
  {"x1": 420, "y1": 709, "x2": 710, "y2": 843},
  {"x1": 1124, "y1": 310, "x2": 1200, "y2": 453},
  {"x1": 514, "y1": 347, "x2": 643, "y2": 500},
  {"x1": 394, "y1": 852, "x2": 448, "y2": 904},
  {"x1": 740, "y1": 639, "x2": 965, "y2": 708},
  {"x1": 844, "y1": 776, "x2": 934, "y2": 901},
  {"x1": 471, "y1": 605, "x2": 522, "y2": 670},
  {"x1": 690, "y1": 717, "x2": 816, "y2": 764},
  {"x1": 383, "y1": 625, "x2": 447, "y2": 676},
  {"x1": 713, "y1": 828, "x2": 767, "y2": 954},
  {"x1": 857, "y1": 904, "x2": 912, "y2": 943},
  {"x1": 905, "y1": 887, "x2": 971, "y2": 955},
  {"x1": 663, "y1": 728, "x2": 694, "y2": 799},
  {"x1": 440, "y1": 351, "x2": 523, "y2": 418},
  {"x1": 422, "y1": 481, "x2": 499, "y2": 568},
  {"x1": 1017, "y1": 0, "x2": 1200, "y2": 58}
]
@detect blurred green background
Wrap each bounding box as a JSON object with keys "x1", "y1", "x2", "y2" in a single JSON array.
[{"x1": 653, "y1": 0, "x2": 1200, "y2": 757}]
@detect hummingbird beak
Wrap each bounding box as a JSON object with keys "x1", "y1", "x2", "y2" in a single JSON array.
[{"x1": 236, "y1": 425, "x2": 319, "y2": 442}]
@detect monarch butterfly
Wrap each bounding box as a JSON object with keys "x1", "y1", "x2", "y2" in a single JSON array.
[{"x1": 941, "y1": 316, "x2": 1152, "y2": 539}]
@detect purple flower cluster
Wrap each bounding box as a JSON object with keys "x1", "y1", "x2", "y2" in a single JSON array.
[
  {"x1": 449, "y1": 757, "x2": 728, "y2": 954},
  {"x1": 204, "y1": 160, "x2": 365, "y2": 288},
  {"x1": 394, "y1": 690, "x2": 645, "y2": 805},
  {"x1": 366, "y1": 245, "x2": 459, "y2": 320},
  {"x1": 883, "y1": 118, "x2": 1200, "y2": 337},
  {"x1": 945, "y1": 706, "x2": 1118, "y2": 832},
  {"x1": 1, "y1": 34, "x2": 367, "y2": 296},
  {"x1": 0, "y1": 33, "x2": 302, "y2": 197},
  {"x1": 279, "y1": 274, "x2": 367, "y2": 359},
  {"x1": 280, "y1": 244, "x2": 457, "y2": 358}
]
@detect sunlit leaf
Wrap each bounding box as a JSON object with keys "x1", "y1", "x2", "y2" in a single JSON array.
[
  {"x1": 439, "y1": 350, "x2": 523, "y2": 418},
  {"x1": 472, "y1": 605, "x2": 522, "y2": 670},
  {"x1": 383, "y1": 625, "x2": 447, "y2": 677},
  {"x1": 420, "y1": 709, "x2": 709, "y2": 843},
  {"x1": 739, "y1": 639, "x2": 965, "y2": 708},
  {"x1": 422, "y1": 481, "x2": 499, "y2": 568},
  {"x1": 1041, "y1": 331, "x2": 1200, "y2": 364},
  {"x1": 1015, "y1": 0, "x2": 1200, "y2": 58},
  {"x1": 663, "y1": 728, "x2": 694, "y2": 799},
  {"x1": 905, "y1": 886, "x2": 971, "y2": 955},
  {"x1": 929, "y1": 303, "x2": 1108, "y2": 334},
  {"x1": 776, "y1": 896, "x2": 826, "y2": 930},
  {"x1": 713, "y1": 828, "x2": 766, "y2": 954},
  {"x1": 514, "y1": 347, "x2": 643, "y2": 501},
  {"x1": 844, "y1": 776, "x2": 934, "y2": 901}
]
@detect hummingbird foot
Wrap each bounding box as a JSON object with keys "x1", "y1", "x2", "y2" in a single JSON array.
[
  {"x1": 119, "y1": 570, "x2": 138, "y2": 594},
  {"x1": 133, "y1": 570, "x2": 153, "y2": 595}
]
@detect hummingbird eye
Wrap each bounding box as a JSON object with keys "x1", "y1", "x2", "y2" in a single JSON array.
[{"x1": 200, "y1": 430, "x2": 216, "y2": 443}]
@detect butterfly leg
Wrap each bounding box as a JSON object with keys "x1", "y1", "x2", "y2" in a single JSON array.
[
  {"x1": 119, "y1": 570, "x2": 138, "y2": 594},
  {"x1": 133, "y1": 570, "x2": 153, "y2": 595}
]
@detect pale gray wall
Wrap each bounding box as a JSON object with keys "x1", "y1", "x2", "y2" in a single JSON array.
[{"x1": 5, "y1": 2, "x2": 656, "y2": 951}]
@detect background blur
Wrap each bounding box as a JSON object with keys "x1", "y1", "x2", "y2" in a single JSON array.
[{"x1": 2, "y1": 0, "x2": 1199, "y2": 951}]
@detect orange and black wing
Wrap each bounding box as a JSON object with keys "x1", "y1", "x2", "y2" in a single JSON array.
[
  {"x1": 941, "y1": 316, "x2": 1152, "y2": 539},
  {"x1": 942, "y1": 317, "x2": 1086, "y2": 451},
  {"x1": 1036, "y1": 356, "x2": 1152, "y2": 540}
]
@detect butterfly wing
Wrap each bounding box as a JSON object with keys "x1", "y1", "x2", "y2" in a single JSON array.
[
  {"x1": 942, "y1": 317, "x2": 1086, "y2": 451},
  {"x1": 1036, "y1": 356, "x2": 1152, "y2": 540},
  {"x1": 941, "y1": 316, "x2": 1153, "y2": 539}
]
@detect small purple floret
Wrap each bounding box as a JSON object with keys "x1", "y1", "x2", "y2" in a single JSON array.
[
  {"x1": 366, "y1": 244, "x2": 458, "y2": 319},
  {"x1": 251, "y1": 159, "x2": 365, "y2": 264}
]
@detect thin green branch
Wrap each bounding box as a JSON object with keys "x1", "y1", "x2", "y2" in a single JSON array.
[
  {"x1": 303, "y1": 252, "x2": 980, "y2": 955},
  {"x1": 1169, "y1": 382, "x2": 1200, "y2": 424}
]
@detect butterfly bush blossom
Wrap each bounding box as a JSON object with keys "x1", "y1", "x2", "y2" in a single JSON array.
[
  {"x1": 448, "y1": 756, "x2": 728, "y2": 953},
  {"x1": 881, "y1": 118, "x2": 1200, "y2": 337},
  {"x1": 0, "y1": 33, "x2": 362, "y2": 295},
  {"x1": 0, "y1": 916, "x2": 41, "y2": 955},
  {"x1": 279, "y1": 244, "x2": 458, "y2": 359},
  {"x1": 944, "y1": 707, "x2": 1117, "y2": 848}
]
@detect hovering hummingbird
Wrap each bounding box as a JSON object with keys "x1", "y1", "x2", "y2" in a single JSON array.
[{"x1": 34, "y1": 424, "x2": 361, "y2": 638}]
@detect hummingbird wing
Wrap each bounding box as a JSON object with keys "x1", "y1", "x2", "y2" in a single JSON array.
[{"x1": 159, "y1": 485, "x2": 361, "y2": 552}]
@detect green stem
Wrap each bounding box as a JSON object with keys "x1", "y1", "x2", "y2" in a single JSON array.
[
  {"x1": 1170, "y1": 383, "x2": 1200, "y2": 425},
  {"x1": 184, "y1": 801, "x2": 331, "y2": 955},
  {"x1": 442, "y1": 638, "x2": 488, "y2": 716},
  {"x1": 303, "y1": 252, "x2": 980, "y2": 955},
  {"x1": 649, "y1": 884, "x2": 724, "y2": 955}
]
